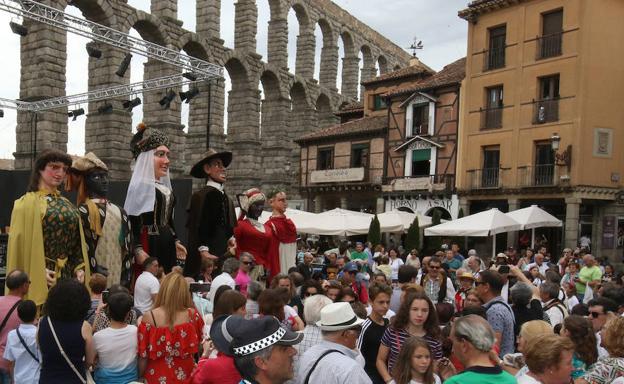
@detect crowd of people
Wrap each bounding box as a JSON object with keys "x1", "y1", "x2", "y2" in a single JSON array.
[{"x1": 2, "y1": 123, "x2": 624, "y2": 383}]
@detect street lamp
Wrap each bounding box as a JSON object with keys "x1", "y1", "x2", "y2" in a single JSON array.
[{"x1": 550, "y1": 132, "x2": 572, "y2": 172}]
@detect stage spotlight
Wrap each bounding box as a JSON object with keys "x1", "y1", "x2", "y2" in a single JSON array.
[
  {"x1": 123, "y1": 97, "x2": 141, "y2": 111},
  {"x1": 115, "y1": 53, "x2": 132, "y2": 77},
  {"x1": 97, "y1": 103, "x2": 113, "y2": 114},
  {"x1": 182, "y1": 72, "x2": 197, "y2": 81},
  {"x1": 180, "y1": 87, "x2": 200, "y2": 103},
  {"x1": 68, "y1": 108, "x2": 85, "y2": 121},
  {"x1": 0, "y1": 109, "x2": 4, "y2": 118},
  {"x1": 9, "y1": 21, "x2": 27, "y2": 36},
  {"x1": 159, "y1": 90, "x2": 176, "y2": 109},
  {"x1": 86, "y1": 42, "x2": 102, "y2": 59}
]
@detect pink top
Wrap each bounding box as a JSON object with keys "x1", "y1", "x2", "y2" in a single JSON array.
[
  {"x1": 0, "y1": 295, "x2": 22, "y2": 371},
  {"x1": 234, "y1": 270, "x2": 251, "y2": 297}
]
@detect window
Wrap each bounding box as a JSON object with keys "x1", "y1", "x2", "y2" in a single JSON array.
[
  {"x1": 482, "y1": 86, "x2": 503, "y2": 129},
  {"x1": 534, "y1": 142, "x2": 555, "y2": 185},
  {"x1": 482, "y1": 146, "x2": 500, "y2": 187},
  {"x1": 373, "y1": 94, "x2": 388, "y2": 110},
  {"x1": 411, "y1": 148, "x2": 431, "y2": 177},
  {"x1": 317, "y1": 147, "x2": 333, "y2": 170},
  {"x1": 485, "y1": 25, "x2": 506, "y2": 70},
  {"x1": 412, "y1": 104, "x2": 430, "y2": 135},
  {"x1": 538, "y1": 9, "x2": 563, "y2": 59},
  {"x1": 535, "y1": 75, "x2": 560, "y2": 123},
  {"x1": 350, "y1": 143, "x2": 369, "y2": 168}
]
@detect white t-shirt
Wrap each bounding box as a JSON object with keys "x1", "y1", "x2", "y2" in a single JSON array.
[
  {"x1": 406, "y1": 374, "x2": 441, "y2": 384},
  {"x1": 390, "y1": 258, "x2": 404, "y2": 281},
  {"x1": 134, "y1": 271, "x2": 160, "y2": 313},
  {"x1": 3, "y1": 324, "x2": 40, "y2": 383},
  {"x1": 93, "y1": 325, "x2": 138, "y2": 370},
  {"x1": 208, "y1": 272, "x2": 236, "y2": 303},
  {"x1": 365, "y1": 306, "x2": 396, "y2": 320},
  {"x1": 516, "y1": 372, "x2": 541, "y2": 384},
  {"x1": 567, "y1": 295, "x2": 580, "y2": 312}
]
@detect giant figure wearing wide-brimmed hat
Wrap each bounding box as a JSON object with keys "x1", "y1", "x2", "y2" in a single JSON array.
[
  {"x1": 67, "y1": 152, "x2": 133, "y2": 288},
  {"x1": 184, "y1": 149, "x2": 237, "y2": 278},
  {"x1": 124, "y1": 123, "x2": 186, "y2": 274}
]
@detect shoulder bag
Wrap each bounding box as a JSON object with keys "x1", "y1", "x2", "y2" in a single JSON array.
[{"x1": 46, "y1": 317, "x2": 95, "y2": 384}]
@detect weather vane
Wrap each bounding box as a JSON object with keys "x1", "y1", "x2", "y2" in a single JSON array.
[{"x1": 407, "y1": 37, "x2": 424, "y2": 58}]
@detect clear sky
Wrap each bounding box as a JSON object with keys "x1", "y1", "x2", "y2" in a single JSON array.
[{"x1": 0, "y1": 0, "x2": 468, "y2": 159}]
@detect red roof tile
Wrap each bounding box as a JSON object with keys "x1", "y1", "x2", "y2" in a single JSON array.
[
  {"x1": 336, "y1": 101, "x2": 363, "y2": 115},
  {"x1": 361, "y1": 62, "x2": 435, "y2": 86},
  {"x1": 384, "y1": 57, "x2": 466, "y2": 97},
  {"x1": 296, "y1": 116, "x2": 386, "y2": 144}
]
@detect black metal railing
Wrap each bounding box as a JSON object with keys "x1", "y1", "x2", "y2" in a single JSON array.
[
  {"x1": 467, "y1": 168, "x2": 501, "y2": 189},
  {"x1": 533, "y1": 98, "x2": 559, "y2": 124},
  {"x1": 412, "y1": 123, "x2": 429, "y2": 136},
  {"x1": 480, "y1": 106, "x2": 503, "y2": 130},
  {"x1": 483, "y1": 46, "x2": 506, "y2": 71},
  {"x1": 518, "y1": 165, "x2": 557, "y2": 187},
  {"x1": 536, "y1": 32, "x2": 563, "y2": 60}
]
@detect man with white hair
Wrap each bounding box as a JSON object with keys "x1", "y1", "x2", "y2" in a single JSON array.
[
  {"x1": 466, "y1": 254, "x2": 483, "y2": 279},
  {"x1": 295, "y1": 302, "x2": 371, "y2": 384},
  {"x1": 297, "y1": 294, "x2": 333, "y2": 355},
  {"x1": 445, "y1": 315, "x2": 516, "y2": 384}
]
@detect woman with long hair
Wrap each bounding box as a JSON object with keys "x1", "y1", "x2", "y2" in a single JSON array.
[
  {"x1": 38, "y1": 279, "x2": 95, "y2": 384},
  {"x1": 577, "y1": 317, "x2": 624, "y2": 383},
  {"x1": 138, "y1": 272, "x2": 204, "y2": 383},
  {"x1": 377, "y1": 291, "x2": 442, "y2": 383},
  {"x1": 388, "y1": 247, "x2": 405, "y2": 282},
  {"x1": 7, "y1": 149, "x2": 91, "y2": 306},
  {"x1": 561, "y1": 315, "x2": 598, "y2": 380},
  {"x1": 392, "y1": 337, "x2": 441, "y2": 384},
  {"x1": 258, "y1": 288, "x2": 303, "y2": 331}
]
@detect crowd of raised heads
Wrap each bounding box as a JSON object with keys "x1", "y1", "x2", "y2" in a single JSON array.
[
  {"x1": 2, "y1": 239, "x2": 624, "y2": 384},
  {"x1": 2, "y1": 127, "x2": 624, "y2": 383}
]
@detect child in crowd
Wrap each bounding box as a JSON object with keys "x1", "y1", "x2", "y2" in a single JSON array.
[
  {"x1": 391, "y1": 337, "x2": 442, "y2": 384},
  {"x1": 3, "y1": 300, "x2": 40, "y2": 384},
  {"x1": 528, "y1": 266, "x2": 544, "y2": 286},
  {"x1": 92, "y1": 292, "x2": 138, "y2": 383}
]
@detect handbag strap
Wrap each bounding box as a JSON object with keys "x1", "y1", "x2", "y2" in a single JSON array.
[
  {"x1": 16, "y1": 328, "x2": 39, "y2": 363},
  {"x1": 46, "y1": 317, "x2": 86, "y2": 384},
  {"x1": 0, "y1": 300, "x2": 21, "y2": 334},
  {"x1": 303, "y1": 349, "x2": 344, "y2": 384}
]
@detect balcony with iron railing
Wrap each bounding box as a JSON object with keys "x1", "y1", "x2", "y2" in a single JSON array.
[
  {"x1": 536, "y1": 31, "x2": 563, "y2": 60},
  {"x1": 483, "y1": 46, "x2": 506, "y2": 71},
  {"x1": 518, "y1": 164, "x2": 559, "y2": 187},
  {"x1": 532, "y1": 98, "x2": 559, "y2": 124},
  {"x1": 466, "y1": 168, "x2": 504, "y2": 190},
  {"x1": 480, "y1": 106, "x2": 503, "y2": 130}
]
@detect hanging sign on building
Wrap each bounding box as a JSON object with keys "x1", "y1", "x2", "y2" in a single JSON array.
[
  {"x1": 602, "y1": 215, "x2": 616, "y2": 249},
  {"x1": 310, "y1": 167, "x2": 365, "y2": 183},
  {"x1": 385, "y1": 194, "x2": 459, "y2": 219}
]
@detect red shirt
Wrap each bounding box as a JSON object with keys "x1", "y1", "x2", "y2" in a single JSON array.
[
  {"x1": 234, "y1": 219, "x2": 276, "y2": 278},
  {"x1": 266, "y1": 216, "x2": 297, "y2": 275},
  {"x1": 351, "y1": 281, "x2": 369, "y2": 305},
  {"x1": 191, "y1": 353, "x2": 241, "y2": 384}
]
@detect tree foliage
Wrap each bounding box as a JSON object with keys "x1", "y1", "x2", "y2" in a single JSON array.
[{"x1": 368, "y1": 214, "x2": 381, "y2": 246}]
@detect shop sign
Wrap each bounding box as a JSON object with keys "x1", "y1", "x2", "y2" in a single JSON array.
[
  {"x1": 392, "y1": 177, "x2": 431, "y2": 191},
  {"x1": 385, "y1": 195, "x2": 459, "y2": 219},
  {"x1": 310, "y1": 167, "x2": 365, "y2": 183}
]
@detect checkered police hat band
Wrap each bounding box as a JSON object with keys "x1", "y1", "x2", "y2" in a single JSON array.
[{"x1": 233, "y1": 327, "x2": 286, "y2": 356}]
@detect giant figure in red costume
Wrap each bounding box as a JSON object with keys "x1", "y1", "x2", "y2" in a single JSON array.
[
  {"x1": 266, "y1": 189, "x2": 297, "y2": 275},
  {"x1": 234, "y1": 189, "x2": 276, "y2": 281}
]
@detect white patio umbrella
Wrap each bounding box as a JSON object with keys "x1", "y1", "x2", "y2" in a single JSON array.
[
  {"x1": 506, "y1": 205, "x2": 562, "y2": 249},
  {"x1": 315, "y1": 208, "x2": 374, "y2": 236},
  {"x1": 377, "y1": 210, "x2": 434, "y2": 232},
  {"x1": 425, "y1": 208, "x2": 522, "y2": 258}
]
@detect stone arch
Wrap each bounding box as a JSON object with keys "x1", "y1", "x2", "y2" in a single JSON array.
[
  {"x1": 315, "y1": 18, "x2": 338, "y2": 89},
  {"x1": 177, "y1": 33, "x2": 212, "y2": 61},
  {"x1": 124, "y1": 12, "x2": 170, "y2": 46},
  {"x1": 69, "y1": 0, "x2": 118, "y2": 28},
  {"x1": 377, "y1": 55, "x2": 389, "y2": 75},
  {"x1": 394, "y1": 64, "x2": 402, "y2": 71},
  {"x1": 291, "y1": 2, "x2": 315, "y2": 78},
  {"x1": 340, "y1": 30, "x2": 358, "y2": 99},
  {"x1": 359, "y1": 44, "x2": 375, "y2": 98},
  {"x1": 316, "y1": 92, "x2": 336, "y2": 129}
]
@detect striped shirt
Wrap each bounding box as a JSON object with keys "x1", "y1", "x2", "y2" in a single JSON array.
[{"x1": 380, "y1": 327, "x2": 442, "y2": 372}]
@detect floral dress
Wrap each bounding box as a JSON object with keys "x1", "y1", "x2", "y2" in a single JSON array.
[
  {"x1": 138, "y1": 308, "x2": 204, "y2": 383},
  {"x1": 41, "y1": 191, "x2": 85, "y2": 280}
]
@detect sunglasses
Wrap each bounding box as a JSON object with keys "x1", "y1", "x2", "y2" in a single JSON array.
[
  {"x1": 589, "y1": 311, "x2": 604, "y2": 318},
  {"x1": 242, "y1": 261, "x2": 253, "y2": 265}
]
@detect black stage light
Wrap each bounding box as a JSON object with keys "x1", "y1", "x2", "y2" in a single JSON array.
[
  {"x1": 123, "y1": 97, "x2": 141, "y2": 111},
  {"x1": 115, "y1": 53, "x2": 132, "y2": 77},
  {"x1": 86, "y1": 42, "x2": 102, "y2": 59},
  {"x1": 97, "y1": 103, "x2": 113, "y2": 114},
  {"x1": 159, "y1": 90, "x2": 177, "y2": 109},
  {"x1": 180, "y1": 87, "x2": 200, "y2": 103},
  {"x1": 68, "y1": 108, "x2": 85, "y2": 121},
  {"x1": 182, "y1": 72, "x2": 197, "y2": 81},
  {"x1": 0, "y1": 109, "x2": 4, "y2": 118},
  {"x1": 9, "y1": 21, "x2": 27, "y2": 36}
]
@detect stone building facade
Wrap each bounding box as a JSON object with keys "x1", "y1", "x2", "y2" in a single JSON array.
[{"x1": 12, "y1": 0, "x2": 412, "y2": 199}]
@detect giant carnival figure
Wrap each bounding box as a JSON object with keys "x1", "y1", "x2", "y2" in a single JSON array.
[
  {"x1": 7, "y1": 149, "x2": 91, "y2": 306},
  {"x1": 124, "y1": 123, "x2": 186, "y2": 274},
  {"x1": 266, "y1": 188, "x2": 298, "y2": 275},
  {"x1": 184, "y1": 149, "x2": 237, "y2": 278},
  {"x1": 67, "y1": 152, "x2": 133, "y2": 288}
]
